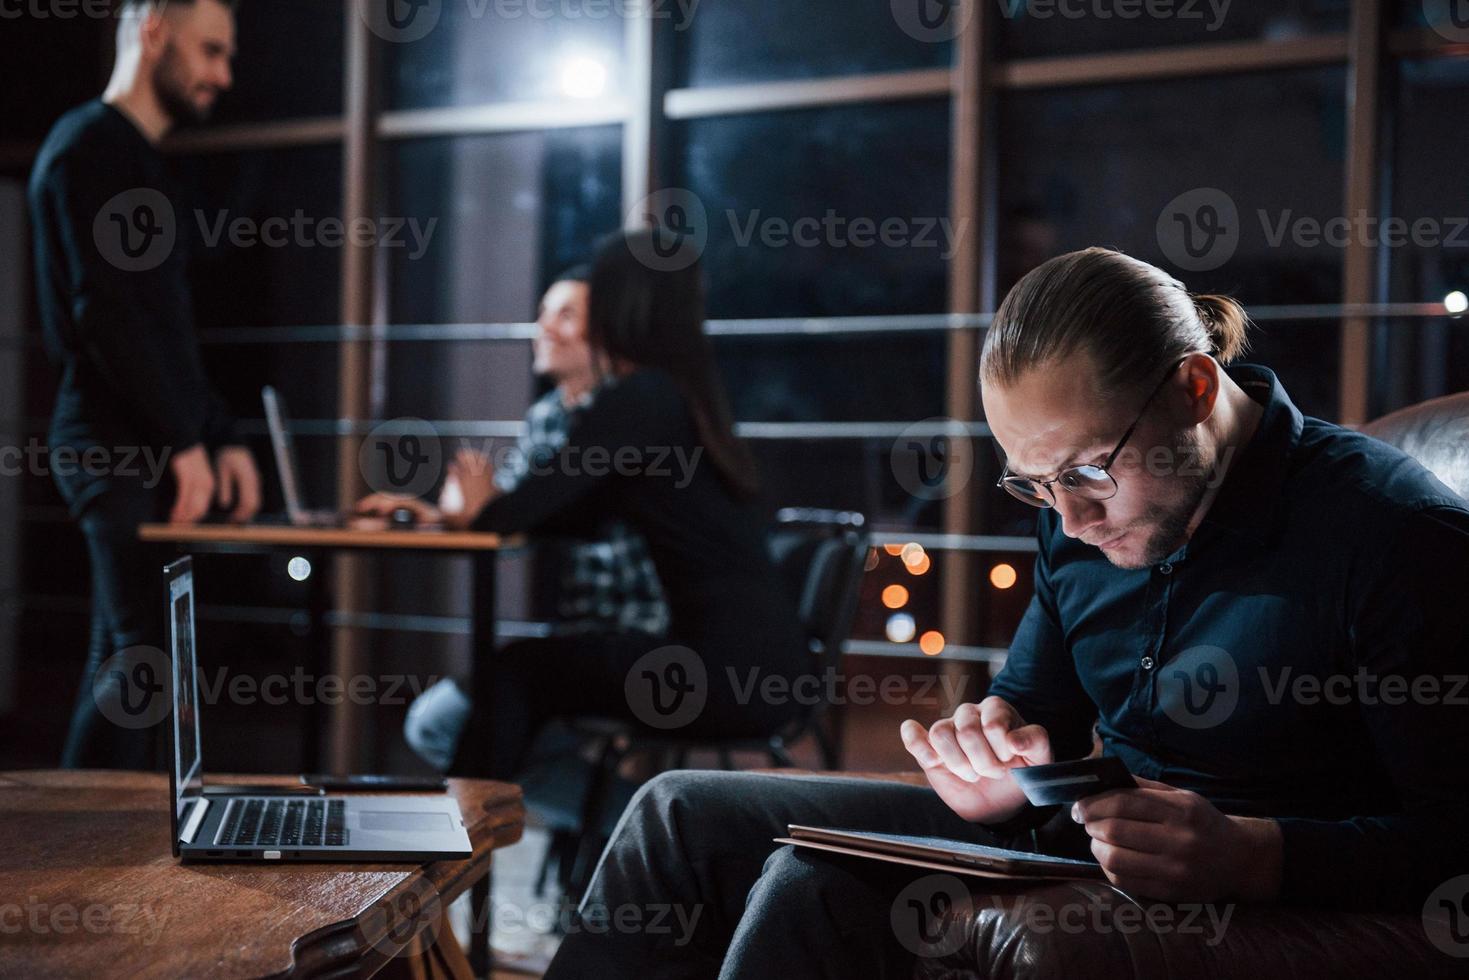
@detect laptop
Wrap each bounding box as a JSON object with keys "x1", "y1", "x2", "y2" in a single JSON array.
[
  {"x1": 262, "y1": 385, "x2": 347, "y2": 527},
  {"x1": 165, "y1": 556, "x2": 473, "y2": 862}
]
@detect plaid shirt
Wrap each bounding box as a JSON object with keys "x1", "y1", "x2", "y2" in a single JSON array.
[{"x1": 496, "y1": 387, "x2": 670, "y2": 638}]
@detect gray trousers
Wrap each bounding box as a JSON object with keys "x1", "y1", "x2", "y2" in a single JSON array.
[{"x1": 543, "y1": 770, "x2": 1093, "y2": 980}]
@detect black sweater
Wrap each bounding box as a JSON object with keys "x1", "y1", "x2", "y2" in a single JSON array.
[
  {"x1": 473, "y1": 368, "x2": 807, "y2": 677},
  {"x1": 28, "y1": 100, "x2": 236, "y2": 515}
]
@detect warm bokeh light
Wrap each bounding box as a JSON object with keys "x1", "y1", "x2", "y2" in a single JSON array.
[
  {"x1": 989, "y1": 562, "x2": 1017, "y2": 589},
  {"x1": 919, "y1": 630, "x2": 945, "y2": 656},
  {"x1": 905, "y1": 554, "x2": 931, "y2": 576},
  {"x1": 881, "y1": 584, "x2": 909, "y2": 608},
  {"x1": 900, "y1": 542, "x2": 925, "y2": 567},
  {"x1": 885, "y1": 613, "x2": 917, "y2": 644},
  {"x1": 864, "y1": 547, "x2": 881, "y2": 571},
  {"x1": 883, "y1": 543, "x2": 905, "y2": 556},
  {"x1": 1446, "y1": 290, "x2": 1468, "y2": 315}
]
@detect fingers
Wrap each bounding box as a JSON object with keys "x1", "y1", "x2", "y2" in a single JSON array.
[
  {"x1": 977, "y1": 696, "x2": 1024, "y2": 763},
  {"x1": 170, "y1": 475, "x2": 212, "y2": 524},
  {"x1": 1074, "y1": 788, "x2": 1175, "y2": 825},
  {"x1": 1005, "y1": 723, "x2": 1052, "y2": 764},
  {"x1": 1090, "y1": 835, "x2": 1187, "y2": 883},
  {"x1": 899, "y1": 719, "x2": 943, "y2": 771},
  {"x1": 216, "y1": 465, "x2": 235, "y2": 510},
  {"x1": 952, "y1": 702, "x2": 1006, "y2": 779},
  {"x1": 230, "y1": 464, "x2": 261, "y2": 522}
]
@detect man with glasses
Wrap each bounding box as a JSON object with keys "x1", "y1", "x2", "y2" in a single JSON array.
[{"x1": 544, "y1": 248, "x2": 1469, "y2": 979}]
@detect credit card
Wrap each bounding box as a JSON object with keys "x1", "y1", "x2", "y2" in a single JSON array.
[{"x1": 1010, "y1": 757, "x2": 1137, "y2": 806}]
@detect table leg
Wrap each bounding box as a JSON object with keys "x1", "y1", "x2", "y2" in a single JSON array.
[
  {"x1": 303, "y1": 546, "x2": 328, "y2": 773},
  {"x1": 467, "y1": 549, "x2": 498, "y2": 976}
]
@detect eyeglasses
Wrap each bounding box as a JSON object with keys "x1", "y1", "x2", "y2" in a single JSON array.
[{"x1": 995, "y1": 357, "x2": 1187, "y2": 509}]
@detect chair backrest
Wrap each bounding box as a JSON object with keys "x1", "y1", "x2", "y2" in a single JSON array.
[
  {"x1": 766, "y1": 508, "x2": 869, "y2": 672},
  {"x1": 1359, "y1": 390, "x2": 1469, "y2": 501}
]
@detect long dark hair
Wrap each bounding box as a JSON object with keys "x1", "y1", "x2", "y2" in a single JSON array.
[{"x1": 587, "y1": 229, "x2": 759, "y2": 499}]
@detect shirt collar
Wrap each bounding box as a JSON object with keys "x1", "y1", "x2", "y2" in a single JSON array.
[{"x1": 1190, "y1": 363, "x2": 1304, "y2": 550}]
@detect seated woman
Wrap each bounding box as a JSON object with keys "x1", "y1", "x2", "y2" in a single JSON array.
[{"x1": 358, "y1": 229, "x2": 807, "y2": 779}]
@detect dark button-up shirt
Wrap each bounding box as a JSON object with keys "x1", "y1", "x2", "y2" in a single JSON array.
[{"x1": 990, "y1": 363, "x2": 1469, "y2": 912}]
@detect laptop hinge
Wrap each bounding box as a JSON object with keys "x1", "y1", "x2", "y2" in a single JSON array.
[{"x1": 179, "y1": 797, "x2": 210, "y2": 844}]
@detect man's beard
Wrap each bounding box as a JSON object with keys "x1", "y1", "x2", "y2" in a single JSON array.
[
  {"x1": 153, "y1": 42, "x2": 213, "y2": 126},
  {"x1": 1107, "y1": 427, "x2": 1216, "y2": 570}
]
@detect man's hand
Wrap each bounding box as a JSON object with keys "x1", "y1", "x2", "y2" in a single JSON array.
[
  {"x1": 214, "y1": 446, "x2": 261, "y2": 523},
  {"x1": 168, "y1": 444, "x2": 215, "y2": 524},
  {"x1": 354, "y1": 492, "x2": 443, "y2": 525},
  {"x1": 900, "y1": 696, "x2": 1052, "y2": 824},
  {"x1": 1074, "y1": 776, "x2": 1282, "y2": 902}
]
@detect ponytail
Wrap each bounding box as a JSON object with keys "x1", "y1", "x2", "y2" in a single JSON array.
[{"x1": 1191, "y1": 293, "x2": 1251, "y2": 364}]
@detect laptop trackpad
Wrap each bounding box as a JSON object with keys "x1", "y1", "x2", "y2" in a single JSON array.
[{"x1": 360, "y1": 811, "x2": 452, "y2": 832}]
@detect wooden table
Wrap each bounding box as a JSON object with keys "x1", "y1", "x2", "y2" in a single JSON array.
[
  {"x1": 137, "y1": 524, "x2": 523, "y2": 975},
  {"x1": 0, "y1": 769, "x2": 524, "y2": 979}
]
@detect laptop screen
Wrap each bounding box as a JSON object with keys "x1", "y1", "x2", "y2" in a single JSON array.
[{"x1": 166, "y1": 559, "x2": 204, "y2": 840}]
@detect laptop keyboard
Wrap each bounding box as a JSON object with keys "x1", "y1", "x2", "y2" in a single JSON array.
[{"x1": 216, "y1": 798, "x2": 349, "y2": 848}]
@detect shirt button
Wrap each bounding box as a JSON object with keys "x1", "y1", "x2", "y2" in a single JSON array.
[
  {"x1": 1158, "y1": 562, "x2": 1174, "y2": 575},
  {"x1": 1140, "y1": 656, "x2": 1155, "y2": 670}
]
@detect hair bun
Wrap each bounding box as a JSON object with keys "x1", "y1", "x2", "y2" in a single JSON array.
[{"x1": 1191, "y1": 293, "x2": 1251, "y2": 363}]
